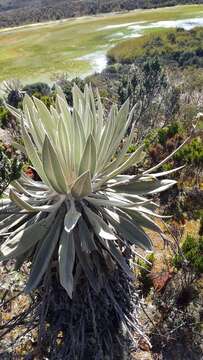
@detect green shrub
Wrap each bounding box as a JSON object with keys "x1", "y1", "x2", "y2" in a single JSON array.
[
  {"x1": 127, "y1": 144, "x2": 137, "y2": 153},
  {"x1": 31, "y1": 92, "x2": 55, "y2": 108},
  {"x1": 162, "y1": 163, "x2": 173, "y2": 171},
  {"x1": 173, "y1": 235, "x2": 203, "y2": 275},
  {"x1": 0, "y1": 106, "x2": 10, "y2": 128},
  {"x1": 174, "y1": 138, "x2": 203, "y2": 167},
  {"x1": 23, "y1": 82, "x2": 51, "y2": 96},
  {"x1": 0, "y1": 143, "x2": 22, "y2": 194},
  {"x1": 157, "y1": 122, "x2": 184, "y2": 145}
]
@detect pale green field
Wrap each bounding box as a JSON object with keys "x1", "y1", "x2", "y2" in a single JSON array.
[{"x1": 0, "y1": 4, "x2": 203, "y2": 84}]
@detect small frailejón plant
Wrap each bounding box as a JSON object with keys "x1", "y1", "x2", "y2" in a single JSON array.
[{"x1": 0, "y1": 84, "x2": 183, "y2": 299}]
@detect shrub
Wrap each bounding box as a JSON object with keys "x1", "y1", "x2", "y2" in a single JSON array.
[
  {"x1": 0, "y1": 143, "x2": 22, "y2": 195},
  {"x1": 23, "y1": 82, "x2": 51, "y2": 96},
  {"x1": 173, "y1": 235, "x2": 203, "y2": 275},
  {"x1": 0, "y1": 106, "x2": 11, "y2": 128},
  {"x1": 157, "y1": 122, "x2": 184, "y2": 145},
  {"x1": 53, "y1": 77, "x2": 85, "y2": 106},
  {"x1": 174, "y1": 138, "x2": 203, "y2": 167},
  {"x1": 30, "y1": 92, "x2": 55, "y2": 108}
]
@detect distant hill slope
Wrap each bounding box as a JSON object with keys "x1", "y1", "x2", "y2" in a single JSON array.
[{"x1": 0, "y1": 0, "x2": 203, "y2": 28}]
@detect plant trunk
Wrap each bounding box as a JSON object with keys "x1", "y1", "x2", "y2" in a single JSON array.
[{"x1": 36, "y1": 264, "x2": 139, "y2": 360}]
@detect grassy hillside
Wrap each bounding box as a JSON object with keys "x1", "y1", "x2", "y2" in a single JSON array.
[
  {"x1": 0, "y1": 0, "x2": 203, "y2": 28},
  {"x1": 107, "y1": 27, "x2": 203, "y2": 66}
]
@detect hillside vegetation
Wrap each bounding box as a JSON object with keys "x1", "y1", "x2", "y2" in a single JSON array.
[
  {"x1": 0, "y1": 0, "x2": 202, "y2": 28},
  {"x1": 108, "y1": 27, "x2": 203, "y2": 66}
]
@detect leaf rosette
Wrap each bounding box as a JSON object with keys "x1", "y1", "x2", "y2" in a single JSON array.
[{"x1": 0, "y1": 84, "x2": 184, "y2": 298}]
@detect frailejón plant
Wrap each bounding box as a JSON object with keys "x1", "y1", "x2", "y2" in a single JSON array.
[{"x1": 0, "y1": 84, "x2": 184, "y2": 298}]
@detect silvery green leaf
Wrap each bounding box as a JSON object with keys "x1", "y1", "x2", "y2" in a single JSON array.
[
  {"x1": 83, "y1": 204, "x2": 116, "y2": 240},
  {"x1": 124, "y1": 209, "x2": 163, "y2": 234},
  {"x1": 25, "y1": 211, "x2": 63, "y2": 293},
  {"x1": 114, "y1": 99, "x2": 130, "y2": 138},
  {"x1": 0, "y1": 214, "x2": 20, "y2": 230},
  {"x1": 86, "y1": 194, "x2": 132, "y2": 209},
  {"x1": 58, "y1": 230, "x2": 75, "y2": 298},
  {"x1": 10, "y1": 188, "x2": 63, "y2": 213},
  {"x1": 56, "y1": 95, "x2": 73, "y2": 134},
  {"x1": 0, "y1": 213, "x2": 55, "y2": 261},
  {"x1": 9, "y1": 189, "x2": 37, "y2": 212},
  {"x1": 78, "y1": 217, "x2": 97, "y2": 253},
  {"x1": 88, "y1": 84, "x2": 97, "y2": 120},
  {"x1": 111, "y1": 122, "x2": 137, "y2": 170},
  {"x1": 12, "y1": 180, "x2": 47, "y2": 199},
  {"x1": 55, "y1": 84, "x2": 67, "y2": 103},
  {"x1": 147, "y1": 165, "x2": 185, "y2": 177},
  {"x1": 42, "y1": 136, "x2": 68, "y2": 193},
  {"x1": 104, "y1": 100, "x2": 134, "y2": 165},
  {"x1": 56, "y1": 120, "x2": 70, "y2": 178},
  {"x1": 127, "y1": 205, "x2": 171, "y2": 218},
  {"x1": 111, "y1": 179, "x2": 177, "y2": 195},
  {"x1": 23, "y1": 95, "x2": 44, "y2": 149},
  {"x1": 21, "y1": 119, "x2": 50, "y2": 186},
  {"x1": 64, "y1": 200, "x2": 81, "y2": 233},
  {"x1": 72, "y1": 109, "x2": 86, "y2": 172},
  {"x1": 20, "y1": 173, "x2": 49, "y2": 191},
  {"x1": 33, "y1": 96, "x2": 55, "y2": 141},
  {"x1": 107, "y1": 145, "x2": 144, "y2": 179},
  {"x1": 6, "y1": 103, "x2": 22, "y2": 120},
  {"x1": 96, "y1": 145, "x2": 144, "y2": 190},
  {"x1": 99, "y1": 237, "x2": 133, "y2": 279},
  {"x1": 0, "y1": 214, "x2": 28, "y2": 235},
  {"x1": 95, "y1": 88, "x2": 104, "y2": 142},
  {"x1": 79, "y1": 134, "x2": 96, "y2": 176},
  {"x1": 105, "y1": 209, "x2": 152, "y2": 250},
  {"x1": 144, "y1": 137, "x2": 189, "y2": 175},
  {"x1": 71, "y1": 171, "x2": 92, "y2": 199},
  {"x1": 97, "y1": 105, "x2": 117, "y2": 169},
  {"x1": 72, "y1": 84, "x2": 85, "y2": 118},
  {"x1": 98, "y1": 158, "x2": 118, "y2": 178},
  {"x1": 74, "y1": 234, "x2": 99, "y2": 293},
  {"x1": 84, "y1": 103, "x2": 94, "y2": 139}
]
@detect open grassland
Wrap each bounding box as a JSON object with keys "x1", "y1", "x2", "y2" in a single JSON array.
[{"x1": 0, "y1": 4, "x2": 203, "y2": 83}]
